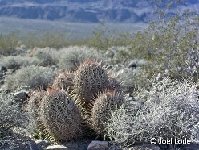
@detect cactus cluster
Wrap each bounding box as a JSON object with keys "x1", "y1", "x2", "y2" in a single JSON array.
[{"x1": 26, "y1": 59, "x2": 124, "y2": 142}]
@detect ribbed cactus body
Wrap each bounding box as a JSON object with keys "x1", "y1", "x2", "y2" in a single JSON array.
[
  {"x1": 91, "y1": 90, "x2": 124, "y2": 135},
  {"x1": 73, "y1": 60, "x2": 109, "y2": 109},
  {"x1": 40, "y1": 91, "x2": 82, "y2": 141}
]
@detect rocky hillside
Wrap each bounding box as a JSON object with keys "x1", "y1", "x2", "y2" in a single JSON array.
[{"x1": 0, "y1": 0, "x2": 198, "y2": 22}]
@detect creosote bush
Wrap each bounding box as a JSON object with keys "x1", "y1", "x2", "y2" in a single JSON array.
[
  {"x1": 107, "y1": 77, "x2": 199, "y2": 147},
  {"x1": 87, "y1": 24, "x2": 132, "y2": 51},
  {"x1": 5, "y1": 65, "x2": 55, "y2": 91},
  {"x1": 127, "y1": 16, "x2": 199, "y2": 81},
  {"x1": 0, "y1": 33, "x2": 19, "y2": 56},
  {"x1": 22, "y1": 32, "x2": 68, "y2": 49}
]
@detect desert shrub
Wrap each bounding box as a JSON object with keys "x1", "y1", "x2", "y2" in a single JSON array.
[
  {"x1": 126, "y1": 15, "x2": 199, "y2": 81},
  {"x1": 0, "y1": 56, "x2": 40, "y2": 70},
  {"x1": 22, "y1": 32, "x2": 68, "y2": 49},
  {"x1": 0, "y1": 33, "x2": 19, "y2": 56},
  {"x1": 110, "y1": 66, "x2": 151, "y2": 95},
  {"x1": 106, "y1": 47, "x2": 132, "y2": 65},
  {"x1": 87, "y1": 27, "x2": 112, "y2": 51},
  {"x1": 107, "y1": 77, "x2": 199, "y2": 147},
  {"x1": 0, "y1": 90, "x2": 28, "y2": 138},
  {"x1": 86, "y1": 24, "x2": 132, "y2": 51},
  {"x1": 5, "y1": 65, "x2": 55, "y2": 91},
  {"x1": 33, "y1": 48, "x2": 58, "y2": 67},
  {"x1": 58, "y1": 46, "x2": 103, "y2": 71},
  {"x1": 110, "y1": 68, "x2": 136, "y2": 94}
]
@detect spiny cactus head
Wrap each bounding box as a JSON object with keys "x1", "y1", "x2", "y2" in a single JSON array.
[
  {"x1": 73, "y1": 59, "x2": 109, "y2": 106},
  {"x1": 40, "y1": 91, "x2": 82, "y2": 141},
  {"x1": 91, "y1": 90, "x2": 124, "y2": 135},
  {"x1": 26, "y1": 90, "x2": 55, "y2": 141}
]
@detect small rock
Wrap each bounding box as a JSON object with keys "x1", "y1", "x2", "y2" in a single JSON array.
[
  {"x1": 46, "y1": 145, "x2": 68, "y2": 150},
  {"x1": 108, "y1": 142, "x2": 122, "y2": 150},
  {"x1": 14, "y1": 91, "x2": 28, "y2": 102},
  {"x1": 128, "y1": 61, "x2": 137, "y2": 69},
  {"x1": 13, "y1": 90, "x2": 29, "y2": 109},
  {"x1": 0, "y1": 64, "x2": 7, "y2": 80},
  {"x1": 62, "y1": 139, "x2": 90, "y2": 150},
  {"x1": 126, "y1": 144, "x2": 160, "y2": 150},
  {"x1": 51, "y1": 65, "x2": 57, "y2": 71},
  {"x1": 28, "y1": 140, "x2": 40, "y2": 150},
  {"x1": 87, "y1": 141, "x2": 108, "y2": 150},
  {"x1": 63, "y1": 142, "x2": 79, "y2": 150},
  {"x1": 178, "y1": 143, "x2": 199, "y2": 150},
  {"x1": 35, "y1": 140, "x2": 50, "y2": 150},
  {"x1": 0, "y1": 64, "x2": 7, "y2": 73},
  {"x1": 128, "y1": 59, "x2": 147, "y2": 69}
]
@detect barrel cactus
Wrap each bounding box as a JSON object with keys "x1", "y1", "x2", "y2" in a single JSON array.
[
  {"x1": 73, "y1": 60, "x2": 109, "y2": 111},
  {"x1": 40, "y1": 91, "x2": 82, "y2": 141},
  {"x1": 91, "y1": 90, "x2": 124, "y2": 135},
  {"x1": 26, "y1": 90, "x2": 54, "y2": 141}
]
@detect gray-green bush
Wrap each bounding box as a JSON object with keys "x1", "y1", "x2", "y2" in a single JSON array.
[
  {"x1": 107, "y1": 77, "x2": 199, "y2": 147},
  {"x1": 5, "y1": 65, "x2": 55, "y2": 90},
  {"x1": 58, "y1": 46, "x2": 103, "y2": 71},
  {"x1": 33, "y1": 48, "x2": 58, "y2": 67},
  {"x1": 0, "y1": 56, "x2": 40, "y2": 70},
  {"x1": 0, "y1": 90, "x2": 28, "y2": 138}
]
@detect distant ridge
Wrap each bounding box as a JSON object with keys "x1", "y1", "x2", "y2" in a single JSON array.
[{"x1": 0, "y1": 0, "x2": 198, "y2": 23}]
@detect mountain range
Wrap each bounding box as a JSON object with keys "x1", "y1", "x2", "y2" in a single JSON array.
[{"x1": 0, "y1": 0, "x2": 198, "y2": 23}]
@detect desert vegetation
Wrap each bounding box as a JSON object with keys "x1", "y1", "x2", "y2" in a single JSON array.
[{"x1": 0, "y1": 1, "x2": 199, "y2": 150}]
